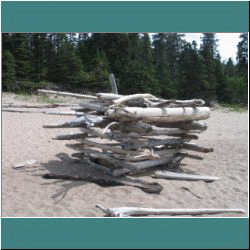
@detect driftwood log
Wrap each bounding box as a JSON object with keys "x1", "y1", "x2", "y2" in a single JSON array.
[{"x1": 96, "y1": 204, "x2": 245, "y2": 217}]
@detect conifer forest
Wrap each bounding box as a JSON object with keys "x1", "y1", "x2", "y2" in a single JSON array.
[{"x1": 2, "y1": 33, "x2": 248, "y2": 105}]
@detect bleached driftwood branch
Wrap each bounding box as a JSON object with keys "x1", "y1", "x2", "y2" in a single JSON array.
[
  {"x1": 43, "y1": 115, "x2": 110, "y2": 128},
  {"x1": 38, "y1": 89, "x2": 98, "y2": 100},
  {"x1": 152, "y1": 170, "x2": 219, "y2": 182},
  {"x1": 96, "y1": 204, "x2": 245, "y2": 217},
  {"x1": 105, "y1": 107, "x2": 211, "y2": 123}
]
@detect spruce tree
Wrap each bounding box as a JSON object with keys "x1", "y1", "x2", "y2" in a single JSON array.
[{"x1": 2, "y1": 50, "x2": 17, "y2": 92}]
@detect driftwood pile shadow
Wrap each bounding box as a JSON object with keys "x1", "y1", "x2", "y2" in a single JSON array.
[{"x1": 43, "y1": 93, "x2": 215, "y2": 194}]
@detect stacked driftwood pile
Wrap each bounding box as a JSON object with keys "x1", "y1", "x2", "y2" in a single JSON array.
[{"x1": 42, "y1": 92, "x2": 218, "y2": 194}]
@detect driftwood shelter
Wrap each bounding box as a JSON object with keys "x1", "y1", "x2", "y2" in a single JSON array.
[{"x1": 11, "y1": 85, "x2": 241, "y2": 217}]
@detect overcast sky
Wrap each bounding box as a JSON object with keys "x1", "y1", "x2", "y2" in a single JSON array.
[
  {"x1": 149, "y1": 33, "x2": 242, "y2": 63},
  {"x1": 182, "y1": 33, "x2": 242, "y2": 63}
]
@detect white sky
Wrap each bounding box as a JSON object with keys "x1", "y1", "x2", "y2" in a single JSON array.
[
  {"x1": 150, "y1": 33, "x2": 242, "y2": 63},
  {"x1": 182, "y1": 33, "x2": 242, "y2": 63}
]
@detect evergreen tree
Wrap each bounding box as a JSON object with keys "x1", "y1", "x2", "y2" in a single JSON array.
[
  {"x1": 236, "y1": 33, "x2": 248, "y2": 76},
  {"x1": 152, "y1": 33, "x2": 184, "y2": 99},
  {"x1": 177, "y1": 41, "x2": 205, "y2": 99},
  {"x1": 47, "y1": 42, "x2": 83, "y2": 89},
  {"x1": 224, "y1": 58, "x2": 236, "y2": 77},
  {"x1": 199, "y1": 33, "x2": 218, "y2": 101},
  {"x1": 30, "y1": 33, "x2": 48, "y2": 82},
  {"x1": 11, "y1": 33, "x2": 32, "y2": 81},
  {"x1": 2, "y1": 50, "x2": 17, "y2": 91}
]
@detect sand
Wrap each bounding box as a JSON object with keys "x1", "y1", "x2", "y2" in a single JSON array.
[{"x1": 1, "y1": 94, "x2": 249, "y2": 217}]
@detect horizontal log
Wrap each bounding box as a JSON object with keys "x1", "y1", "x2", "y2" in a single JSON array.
[
  {"x1": 42, "y1": 111, "x2": 85, "y2": 116},
  {"x1": 153, "y1": 170, "x2": 219, "y2": 182},
  {"x1": 2, "y1": 103, "x2": 78, "y2": 108},
  {"x1": 120, "y1": 138, "x2": 184, "y2": 151},
  {"x1": 105, "y1": 107, "x2": 211, "y2": 123},
  {"x1": 2, "y1": 108, "x2": 41, "y2": 114},
  {"x1": 150, "y1": 126, "x2": 202, "y2": 135},
  {"x1": 112, "y1": 155, "x2": 175, "y2": 177},
  {"x1": 182, "y1": 142, "x2": 214, "y2": 153},
  {"x1": 96, "y1": 93, "x2": 123, "y2": 101},
  {"x1": 78, "y1": 102, "x2": 108, "y2": 114},
  {"x1": 38, "y1": 89, "x2": 97, "y2": 100},
  {"x1": 66, "y1": 139, "x2": 138, "y2": 155},
  {"x1": 178, "y1": 152, "x2": 203, "y2": 160},
  {"x1": 111, "y1": 93, "x2": 158, "y2": 106},
  {"x1": 151, "y1": 99, "x2": 205, "y2": 108},
  {"x1": 111, "y1": 121, "x2": 153, "y2": 134},
  {"x1": 43, "y1": 115, "x2": 110, "y2": 128},
  {"x1": 96, "y1": 204, "x2": 245, "y2": 217},
  {"x1": 52, "y1": 132, "x2": 88, "y2": 140}
]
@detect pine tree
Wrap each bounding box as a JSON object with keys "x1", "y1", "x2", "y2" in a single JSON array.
[
  {"x1": 2, "y1": 50, "x2": 17, "y2": 91},
  {"x1": 177, "y1": 41, "x2": 205, "y2": 99},
  {"x1": 199, "y1": 33, "x2": 218, "y2": 101},
  {"x1": 11, "y1": 33, "x2": 32, "y2": 81},
  {"x1": 236, "y1": 33, "x2": 248, "y2": 76},
  {"x1": 224, "y1": 58, "x2": 236, "y2": 77},
  {"x1": 30, "y1": 33, "x2": 48, "y2": 82}
]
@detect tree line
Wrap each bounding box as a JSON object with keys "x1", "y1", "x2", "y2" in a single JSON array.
[{"x1": 2, "y1": 32, "x2": 248, "y2": 104}]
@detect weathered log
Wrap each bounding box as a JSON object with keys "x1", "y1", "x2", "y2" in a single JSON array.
[
  {"x1": 96, "y1": 204, "x2": 245, "y2": 217},
  {"x1": 38, "y1": 89, "x2": 98, "y2": 100},
  {"x1": 150, "y1": 125, "x2": 202, "y2": 135},
  {"x1": 170, "y1": 121, "x2": 208, "y2": 131},
  {"x1": 151, "y1": 99, "x2": 205, "y2": 108},
  {"x1": 182, "y1": 142, "x2": 214, "y2": 153},
  {"x1": 120, "y1": 137, "x2": 184, "y2": 151},
  {"x1": 96, "y1": 93, "x2": 123, "y2": 101},
  {"x1": 66, "y1": 139, "x2": 139, "y2": 155},
  {"x1": 52, "y1": 132, "x2": 88, "y2": 140},
  {"x1": 178, "y1": 152, "x2": 203, "y2": 160},
  {"x1": 88, "y1": 153, "x2": 132, "y2": 170},
  {"x1": 43, "y1": 173, "x2": 163, "y2": 194},
  {"x1": 153, "y1": 170, "x2": 219, "y2": 182},
  {"x1": 112, "y1": 155, "x2": 175, "y2": 177},
  {"x1": 110, "y1": 121, "x2": 153, "y2": 134},
  {"x1": 111, "y1": 93, "x2": 158, "y2": 106},
  {"x1": 42, "y1": 111, "x2": 85, "y2": 116},
  {"x1": 2, "y1": 103, "x2": 78, "y2": 108},
  {"x1": 2, "y1": 109, "x2": 42, "y2": 114},
  {"x1": 43, "y1": 115, "x2": 110, "y2": 128},
  {"x1": 77, "y1": 102, "x2": 108, "y2": 114},
  {"x1": 110, "y1": 73, "x2": 118, "y2": 95},
  {"x1": 105, "y1": 107, "x2": 211, "y2": 123}
]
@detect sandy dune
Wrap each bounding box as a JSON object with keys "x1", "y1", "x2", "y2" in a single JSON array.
[{"x1": 1, "y1": 95, "x2": 248, "y2": 217}]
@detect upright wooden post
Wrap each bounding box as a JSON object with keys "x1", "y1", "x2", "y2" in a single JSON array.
[{"x1": 109, "y1": 73, "x2": 118, "y2": 95}]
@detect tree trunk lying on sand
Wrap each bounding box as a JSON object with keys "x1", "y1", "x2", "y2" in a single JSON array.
[
  {"x1": 96, "y1": 204, "x2": 245, "y2": 217},
  {"x1": 152, "y1": 170, "x2": 219, "y2": 182},
  {"x1": 43, "y1": 173, "x2": 163, "y2": 194},
  {"x1": 105, "y1": 107, "x2": 211, "y2": 123}
]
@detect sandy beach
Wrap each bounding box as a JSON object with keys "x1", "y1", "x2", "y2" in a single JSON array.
[{"x1": 1, "y1": 94, "x2": 248, "y2": 217}]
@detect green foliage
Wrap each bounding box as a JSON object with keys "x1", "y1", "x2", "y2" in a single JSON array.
[
  {"x1": 2, "y1": 50, "x2": 17, "y2": 92},
  {"x1": 1, "y1": 32, "x2": 248, "y2": 105}
]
